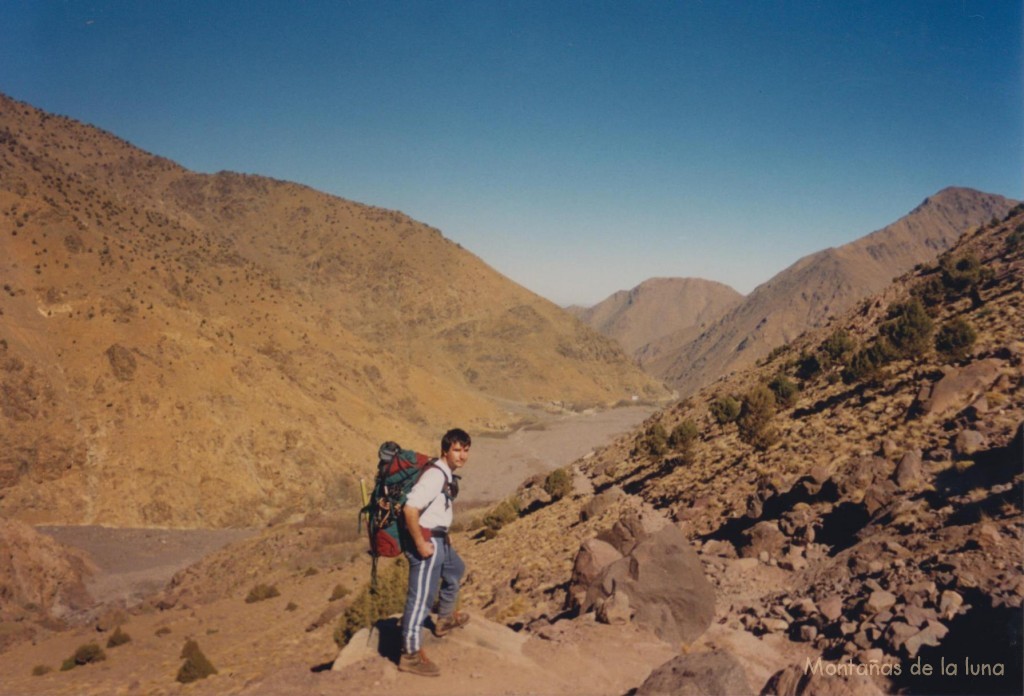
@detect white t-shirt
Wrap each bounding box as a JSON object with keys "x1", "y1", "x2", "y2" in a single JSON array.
[{"x1": 405, "y1": 460, "x2": 454, "y2": 531}]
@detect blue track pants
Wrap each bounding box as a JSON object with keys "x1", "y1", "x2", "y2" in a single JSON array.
[{"x1": 401, "y1": 537, "x2": 465, "y2": 654}]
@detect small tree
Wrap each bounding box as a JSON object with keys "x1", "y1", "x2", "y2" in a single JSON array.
[
  {"x1": 768, "y1": 374, "x2": 799, "y2": 408},
  {"x1": 709, "y1": 395, "x2": 741, "y2": 425},
  {"x1": 543, "y1": 467, "x2": 573, "y2": 501},
  {"x1": 935, "y1": 317, "x2": 977, "y2": 361},
  {"x1": 668, "y1": 419, "x2": 698, "y2": 449},
  {"x1": 638, "y1": 423, "x2": 668, "y2": 456},
  {"x1": 738, "y1": 386, "x2": 777, "y2": 450},
  {"x1": 177, "y1": 639, "x2": 218, "y2": 683},
  {"x1": 878, "y1": 299, "x2": 934, "y2": 360}
]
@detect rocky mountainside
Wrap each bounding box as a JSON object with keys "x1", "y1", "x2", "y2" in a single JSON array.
[
  {"x1": 569, "y1": 277, "x2": 742, "y2": 357},
  {"x1": 459, "y1": 204, "x2": 1024, "y2": 693},
  {"x1": 2, "y1": 203, "x2": 1021, "y2": 695},
  {"x1": 644, "y1": 187, "x2": 1018, "y2": 396},
  {"x1": 0, "y1": 93, "x2": 668, "y2": 528}
]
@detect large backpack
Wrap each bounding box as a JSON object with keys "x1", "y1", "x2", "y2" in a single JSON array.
[{"x1": 361, "y1": 441, "x2": 439, "y2": 559}]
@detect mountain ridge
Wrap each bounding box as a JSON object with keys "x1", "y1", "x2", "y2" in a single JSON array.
[{"x1": 0, "y1": 92, "x2": 668, "y2": 528}]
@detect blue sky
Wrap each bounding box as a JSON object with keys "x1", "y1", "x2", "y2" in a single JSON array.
[{"x1": 2, "y1": 1, "x2": 1021, "y2": 306}]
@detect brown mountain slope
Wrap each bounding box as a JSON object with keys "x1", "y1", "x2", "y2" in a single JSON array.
[
  {"x1": 571, "y1": 277, "x2": 743, "y2": 356},
  {"x1": 646, "y1": 187, "x2": 1018, "y2": 396},
  {"x1": 457, "y1": 204, "x2": 1024, "y2": 693},
  {"x1": 0, "y1": 93, "x2": 668, "y2": 528}
]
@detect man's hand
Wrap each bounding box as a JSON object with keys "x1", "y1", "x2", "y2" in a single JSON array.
[
  {"x1": 416, "y1": 540, "x2": 435, "y2": 558},
  {"x1": 404, "y1": 503, "x2": 434, "y2": 558}
]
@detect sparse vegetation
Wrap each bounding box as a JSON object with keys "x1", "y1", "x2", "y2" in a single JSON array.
[
  {"x1": 334, "y1": 557, "x2": 408, "y2": 648},
  {"x1": 177, "y1": 639, "x2": 218, "y2": 683},
  {"x1": 637, "y1": 422, "x2": 669, "y2": 456},
  {"x1": 106, "y1": 626, "x2": 131, "y2": 648},
  {"x1": 709, "y1": 395, "x2": 742, "y2": 425},
  {"x1": 482, "y1": 496, "x2": 522, "y2": 536},
  {"x1": 285, "y1": 601, "x2": 298, "y2": 612},
  {"x1": 935, "y1": 317, "x2": 977, "y2": 361},
  {"x1": 329, "y1": 583, "x2": 350, "y2": 602},
  {"x1": 668, "y1": 419, "x2": 699, "y2": 449},
  {"x1": 543, "y1": 467, "x2": 573, "y2": 501},
  {"x1": 878, "y1": 298, "x2": 934, "y2": 360},
  {"x1": 60, "y1": 643, "x2": 106, "y2": 671},
  {"x1": 155, "y1": 626, "x2": 172, "y2": 637},
  {"x1": 768, "y1": 373, "x2": 799, "y2": 408},
  {"x1": 737, "y1": 385, "x2": 778, "y2": 450},
  {"x1": 245, "y1": 583, "x2": 280, "y2": 603},
  {"x1": 31, "y1": 665, "x2": 52, "y2": 677}
]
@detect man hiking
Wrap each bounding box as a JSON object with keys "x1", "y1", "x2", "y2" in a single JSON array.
[{"x1": 399, "y1": 428, "x2": 472, "y2": 676}]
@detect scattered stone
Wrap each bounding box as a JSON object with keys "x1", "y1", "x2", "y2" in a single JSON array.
[
  {"x1": 637, "y1": 650, "x2": 754, "y2": 696},
  {"x1": 595, "y1": 588, "x2": 631, "y2": 626},
  {"x1": 893, "y1": 449, "x2": 924, "y2": 489},
  {"x1": 819, "y1": 596, "x2": 844, "y2": 622},
  {"x1": 797, "y1": 624, "x2": 818, "y2": 642},
  {"x1": 739, "y1": 521, "x2": 787, "y2": 559},
  {"x1": 761, "y1": 617, "x2": 790, "y2": 634},
  {"x1": 954, "y1": 430, "x2": 987, "y2": 458},
  {"x1": 939, "y1": 590, "x2": 963, "y2": 619}
]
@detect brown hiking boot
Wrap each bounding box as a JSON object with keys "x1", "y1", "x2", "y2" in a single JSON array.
[
  {"x1": 398, "y1": 650, "x2": 441, "y2": 677},
  {"x1": 433, "y1": 611, "x2": 471, "y2": 637}
]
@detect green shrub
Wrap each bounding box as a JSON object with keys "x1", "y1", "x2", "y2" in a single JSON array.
[
  {"x1": 31, "y1": 665, "x2": 52, "y2": 676},
  {"x1": 60, "y1": 643, "x2": 106, "y2": 671},
  {"x1": 177, "y1": 639, "x2": 218, "y2": 683},
  {"x1": 155, "y1": 626, "x2": 172, "y2": 637},
  {"x1": 285, "y1": 601, "x2": 298, "y2": 612},
  {"x1": 709, "y1": 396, "x2": 741, "y2": 425},
  {"x1": 795, "y1": 351, "x2": 822, "y2": 380},
  {"x1": 542, "y1": 467, "x2": 573, "y2": 501},
  {"x1": 329, "y1": 584, "x2": 350, "y2": 602},
  {"x1": 821, "y1": 329, "x2": 855, "y2": 364},
  {"x1": 106, "y1": 626, "x2": 131, "y2": 648},
  {"x1": 637, "y1": 423, "x2": 668, "y2": 456},
  {"x1": 940, "y1": 253, "x2": 991, "y2": 294},
  {"x1": 935, "y1": 317, "x2": 977, "y2": 361},
  {"x1": 768, "y1": 374, "x2": 799, "y2": 408},
  {"x1": 303, "y1": 567, "x2": 319, "y2": 577},
  {"x1": 334, "y1": 557, "x2": 408, "y2": 648},
  {"x1": 483, "y1": 497, "x2": 521, "y2": 532},
  {"x1": 737, "y1": 386, "x2": 777, "y2": 450},
  {"x1": 668, "y1": 419, "x2": 699, "y2": 449},
  {"x1": 911, "y1": 275, "x2": 947, "y2": 309},
  {"x1": 245, "y1": 583, "x2": 280, "y2": 603},
  {"x1": 878, "y1": 299, "x2": 934, "y2": 360},
  {"x1": 1007, "y1": 226, "x2": 1024, "y2": 253}
]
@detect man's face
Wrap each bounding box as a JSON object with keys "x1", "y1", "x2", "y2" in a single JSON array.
[{"x1": 443, "y1": 442, "x2": 470, "y2": 470}]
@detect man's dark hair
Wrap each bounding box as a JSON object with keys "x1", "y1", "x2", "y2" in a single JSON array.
[{"x1": 441, "y1": 428, "x2": 471, "y2": 454}]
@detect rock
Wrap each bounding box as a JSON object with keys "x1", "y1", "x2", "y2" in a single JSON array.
[
  {"x1": 864, "y1": 591, "x2": 896, "y2": 614},
  {"x1": 638, "y1": 650, "x2": 754, "y2": 695},
  {"x1": 579, "y1": 486, "x2": 625, "y2": 521},
  {"x1": 761, "y1": 617, "x2": 790, "y2": 634},
  {"x1": 731, "y1": 557, "x2": 760, "y2": 572},
  {"x1": 762, "y1": 663, "x2": 884, "y2": 696},
  {"x1": 787, "y1": 597, "x2": 818, "y2": 619},
  {"x1": 595, "y1": 588, "x2": 631, "y2": 625},
  {"x1": 939, "y1": 590, "x2": 963, "y2": 619},
  {"x1": 584, "y1": 522, "x2": 715, "y2": 645},
  {"x1": 819, "y1": 596, "x2": 844, "y2": 622},
  {"x1": 903, "y1": 621, "x2": 948, "y2": 658},
  {"x1": 914, "y1": 359, "x2": 1003, "y2": 417},
  {"x1": 568, "y1": 538, "x2": 623, "y2": 610},
  {"x1": 739, "y1": 521, "x2": 787, "y2": 559},
  {"x1": 798, "y1": 624, "x2": 818, "y2": 642},
  {"x1": 954, "y1": 430, "x2": 987, "y2": 458},
  {"x1": 884, "y1": 620, "x2": 918, "y2": 654},
  {"x1": 893, "y1": 449, "x2": 924, "y2": 489},
  {"x1": 701, "y1": 539, "x2": 738, "y2": 558},
  {"x1": 596, "y1": 508, "x2": 666, "y2": 555}
]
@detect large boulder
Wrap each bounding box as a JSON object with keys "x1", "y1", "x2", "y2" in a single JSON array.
[
  {"x1": 585, "y1": 523, "x2": 715, "y2": 645},
  {"x1": 637, "y1": 650, "x2": 754, "y2": 695},
  {"x1": 567, "y1": 538, "x2": 623, "y2": 611}
]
